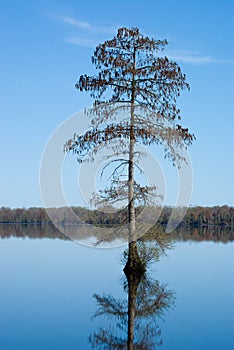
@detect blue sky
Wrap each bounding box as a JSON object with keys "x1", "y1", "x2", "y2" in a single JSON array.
[{"x1": 0, "y1": 0, "x2": 233, "y2": 208}]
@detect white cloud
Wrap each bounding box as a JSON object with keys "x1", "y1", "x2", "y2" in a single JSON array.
[
  {"x1": 166, "y1": 50, "x2": 234, "y2": 64},
  {"x1": 48, "y1": 16, "x2": 234, "y2": 63},
  {"x1": 53, "y1": 14, "x2": 115, "y2": 34},
  {"x1": 168, "y1": 51, "x2": 211, "y2": 64},
  {"x1": 49, "y1": 14, "x2": 118, "y2": 48},
  {"x1": 65, "y1": 37, "x2": 98, "y2": 48},
  {"x1": 60, "y1": 16, "x2": 91, "y2": 29}
]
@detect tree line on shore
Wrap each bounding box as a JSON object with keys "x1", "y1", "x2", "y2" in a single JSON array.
[{"x1": 0, "y1": 205, "x2": 233, "y2": 227}]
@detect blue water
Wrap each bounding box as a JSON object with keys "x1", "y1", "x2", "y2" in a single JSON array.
[
  {"x1": 0, "y1": 236, "x2": 233, "y2": 349},
  {"x1": 156, "y1": 242, "x2": 234, "y2": 349}
]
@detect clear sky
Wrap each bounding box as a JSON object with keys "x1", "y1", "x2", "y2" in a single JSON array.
[{"x1": 0, "y1": 0, "x2": 233, "y2": 208}]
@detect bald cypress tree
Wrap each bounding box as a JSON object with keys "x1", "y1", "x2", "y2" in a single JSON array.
[{"x1": 65, "y1": 27, "x2": 194, "y2": 271}]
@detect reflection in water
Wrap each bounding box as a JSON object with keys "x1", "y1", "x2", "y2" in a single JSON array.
[
  {"x1": 0, "y1": 223, "x2": 233, "y2": 243},
  {"x1": 89, "y1": 237, "x2": 175, "y2": 349},
  {"x1": 0, "y1": 223, "x2": 66, "y2": 240}
]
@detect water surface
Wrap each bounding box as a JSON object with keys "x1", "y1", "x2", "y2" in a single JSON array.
[{"x1": 0, "y1": 225, "x2": 233, "y2": 349}]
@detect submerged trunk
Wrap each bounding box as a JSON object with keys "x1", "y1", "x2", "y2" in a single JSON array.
[
  {"x1": 124, "y1": 258, "x2": 145, "y2": 350},
  {"x1": 123, "y1": 241, "x2": 146, "y2": 274}
]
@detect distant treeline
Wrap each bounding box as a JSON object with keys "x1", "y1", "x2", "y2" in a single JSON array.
[{"x1": 0, "y1": 205, "x2": 233, "y2": 227}]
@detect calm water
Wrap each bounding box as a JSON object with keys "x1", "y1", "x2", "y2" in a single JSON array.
[{"x1": 0, "y1": 225, "x2": 233, "y2": 349}]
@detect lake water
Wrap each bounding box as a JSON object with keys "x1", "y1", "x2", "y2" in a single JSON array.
[{"x1": 0, "y1": 225, "x2": 233, "y2": 349}]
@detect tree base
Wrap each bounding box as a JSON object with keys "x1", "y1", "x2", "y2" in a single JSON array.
[
  {"x1": 123, "y1": 241, "x2": 146, "y2": 275},
  {"x1": 123, "y1": 259, "x2": 146, "y2": 275}
]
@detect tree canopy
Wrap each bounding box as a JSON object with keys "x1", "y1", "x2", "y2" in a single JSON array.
[{"x1": 65, "y1": 27, "x2": 194, "y2": 166}]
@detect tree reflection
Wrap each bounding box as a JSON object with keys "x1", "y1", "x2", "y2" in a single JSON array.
[
  {"x1": 89, "y1": 235, "x2": 175, "y2": 349},
  {"x1": 0, "y1": 224, "x2": 233, "y2": 243}
]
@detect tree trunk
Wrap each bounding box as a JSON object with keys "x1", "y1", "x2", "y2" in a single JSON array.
[
  {"x1": 124, "y1": 49, "x2": 146, "y2": 347},
  {"x1": 128, "y1": 47, "x2": 136, "y2": 245},
  {"x1": 124, "y1": 47, "x2": 146, "y2": 275}
]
